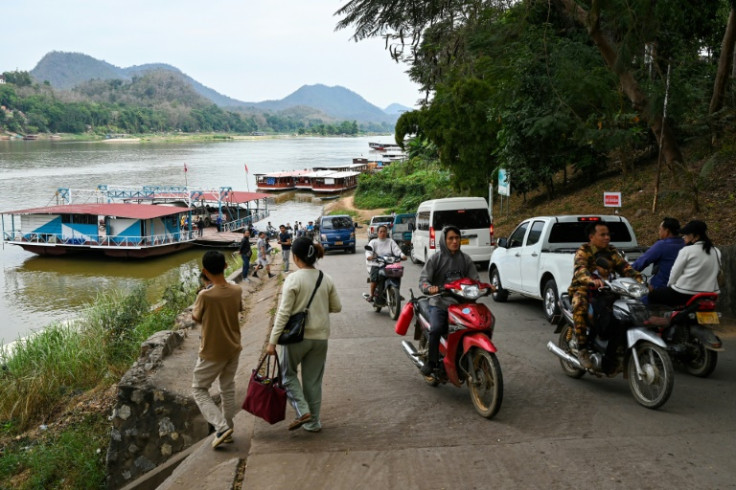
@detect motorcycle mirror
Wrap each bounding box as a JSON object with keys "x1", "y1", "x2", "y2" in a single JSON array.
[{"x1": 364, "y1": 245, "x2": 373, "y2": 252}]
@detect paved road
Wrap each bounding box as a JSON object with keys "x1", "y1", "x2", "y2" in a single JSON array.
[{"x1": 240, "y1": 242, "x2": 736, "y2": 489}]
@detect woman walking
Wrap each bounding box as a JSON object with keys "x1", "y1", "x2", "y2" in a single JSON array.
[{"x1": 266, "y1": 237, "x2": 341, "y2": 432}]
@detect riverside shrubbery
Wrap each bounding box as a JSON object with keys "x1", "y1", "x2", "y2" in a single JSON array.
[
  {"x1": 0, "y1": 278, "x2": 198, "y2": 488},
  {"x1": 354, "y1": 158, "x2": 453, "y2": 212}
]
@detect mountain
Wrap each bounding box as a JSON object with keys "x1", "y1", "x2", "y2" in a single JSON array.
[
  {"x1": 384, "y1": 103, "x2": 413, "y2": 115},
  {"x1": 244, "y1": 84, "x2": 396, "y2": 124},
  {"x1": 28, "y1": 51, "x2": 400, "y2": 124}
]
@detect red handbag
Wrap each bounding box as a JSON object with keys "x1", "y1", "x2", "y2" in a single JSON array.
[{"x1": 242, "y1": 353, "x2": 287, "y2": 424}]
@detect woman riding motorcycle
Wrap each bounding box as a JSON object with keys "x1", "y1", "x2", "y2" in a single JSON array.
[{"x1": 365, "y1": 225, "x2": 405, "y2": 302}]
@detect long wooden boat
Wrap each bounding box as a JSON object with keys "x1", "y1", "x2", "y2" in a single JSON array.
[
  {"x1": 1, "y1": 203, "x2": 195, "y2": 258},
  {"x1": 311, "y1": 171, "x2": 360, "y2": 194},
  {"x1": 254, "y1": 170, "x2": 312, "y2": 192}
]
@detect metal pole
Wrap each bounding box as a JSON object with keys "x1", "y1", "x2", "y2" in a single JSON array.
[{"x1": 652, "y1": 63, "x2": 672, "y2": 213}]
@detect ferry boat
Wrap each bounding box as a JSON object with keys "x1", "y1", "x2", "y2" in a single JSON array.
[
  {"x1": 1, "y1": 203, "x2": 195, "y2": 258},
  {"x1": 254, "y1": 170, "x2": 312, "y2": 192},
  {"x1": 310, "y1": 171, "x2": 360, "y2": 193}
]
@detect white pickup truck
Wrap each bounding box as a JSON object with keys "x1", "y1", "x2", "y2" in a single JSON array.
[{"x1": 488, "y1": 215, "x2": 646, "y2": 324}]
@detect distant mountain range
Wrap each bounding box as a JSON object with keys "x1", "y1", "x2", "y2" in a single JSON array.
[{"x1": 29, "y1": 51, "x2": 412, "y2": 124}]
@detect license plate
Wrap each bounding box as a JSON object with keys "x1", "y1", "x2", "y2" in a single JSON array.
[
  {"x1": 696, "y1": 312, "x2": 719, "y2": 325},
  {"x1": 334, "y1": 241, "x2": 343, "y2": 245},
  {"x1": 461, "y1": 238, "x2": 469, "y2": 245}
]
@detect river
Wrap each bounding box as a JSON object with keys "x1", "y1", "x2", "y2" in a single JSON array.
[{"x1": 0, "y1": 135, "x2": 392, "y2": 346}]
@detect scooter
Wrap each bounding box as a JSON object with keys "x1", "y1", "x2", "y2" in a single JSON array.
[
  {"x1": 362, "y1": 245, "x2": 404, "y2": 320},
  {"x1": 548, "y1": 274, "x2": 675, "y2": 409},
  {"x1": 648, "y1": 293, "x2": 723, "y2": 377},
  {"x1": 395, "y1": 278, "x2": 503, "y2": 419}
]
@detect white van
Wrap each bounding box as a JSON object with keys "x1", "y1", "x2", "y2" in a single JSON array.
[{"x1": 410, "y1": 197, "x2": 493, "y2": 265}]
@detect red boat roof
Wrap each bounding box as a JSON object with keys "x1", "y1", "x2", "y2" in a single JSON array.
[
  {"x1": 3, "y1": 203, "x2": 189, "y2": 219},
  {"x1": 123, "y1": 191, "x2": 271, "y2": 204}
]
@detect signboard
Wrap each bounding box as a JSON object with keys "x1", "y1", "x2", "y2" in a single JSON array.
[
  {"x1": 498, "y1": 168, "x2": 510, "y2": 197},
  {"x1": 603, "y1": 192, "x2": 622, "y2": 207}
]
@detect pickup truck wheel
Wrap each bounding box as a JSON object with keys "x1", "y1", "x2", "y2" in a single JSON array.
[
  {"x1": 543, "y1": 279, "x2": 561, "y2": 324},
  {"x1": 490, "y1": 268, "x2": 508, "y2": 302}
]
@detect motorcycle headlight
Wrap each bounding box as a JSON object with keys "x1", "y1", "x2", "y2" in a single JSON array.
[
  {"x1": 623, "y1": 281, "x2": 649, "y2": 299},
  {"x1": 460, "y1": 284, "x2": 481, "y2": 300}
]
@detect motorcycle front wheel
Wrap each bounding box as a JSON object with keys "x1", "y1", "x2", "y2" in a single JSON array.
[
  {"x1": 467, "y1": 348, "x2": 503, "y2": 419},
  {"x1": 627, "y1": 341, "x2": 674, "y2": 409},
  {"x1": 387, "y1": 286, "x2": 401, "y2": 320},
  {"x1": 557, "y1": 324, "x2": 585, "y2": 378}
]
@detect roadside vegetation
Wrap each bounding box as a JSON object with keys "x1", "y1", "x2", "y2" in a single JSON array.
[{"x1": 0, "y1": 278, "x2": 199, "y2": 489}]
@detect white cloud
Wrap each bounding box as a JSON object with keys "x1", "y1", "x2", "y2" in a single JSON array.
[{"x1": 2, "y1": 0, "x2": 421, "y2": 109}]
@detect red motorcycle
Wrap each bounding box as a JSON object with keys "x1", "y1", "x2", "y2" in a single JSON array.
[{"x1": 395, "y1": 278, "x2": 503, "y2": 418}]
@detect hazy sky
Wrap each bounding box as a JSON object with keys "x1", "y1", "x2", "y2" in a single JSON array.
[{"x1": 2, "y1": 0, "x2": 422, "y2": 109}]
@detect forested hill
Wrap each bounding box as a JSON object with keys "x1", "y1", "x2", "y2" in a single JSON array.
[{"x1": 28, "y1": 51, "x2": 396, "y2": 124}]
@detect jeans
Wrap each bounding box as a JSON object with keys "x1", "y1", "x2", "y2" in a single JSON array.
[
  {"x1": 282, "y1": 249, "x2": 290, "y2": 271},
  {"x1": 241, "y1": 253, "x2": 250, "y2": 280}
]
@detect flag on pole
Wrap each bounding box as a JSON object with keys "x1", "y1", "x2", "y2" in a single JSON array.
[
  {"x1": 184, "y1": 163, "x2": 188, "y2": 173},
  {"x1": 244, "y1": 163, "x2": 249, "y2": 174}
]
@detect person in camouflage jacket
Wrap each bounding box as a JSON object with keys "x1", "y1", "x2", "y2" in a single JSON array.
[{"x1": 568, "y1": 221, "x2": 642, "y2": 369}]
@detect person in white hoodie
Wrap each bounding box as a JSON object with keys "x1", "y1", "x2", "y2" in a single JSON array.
[
  {"x1": 648, "y1": 220, "x2": 722, "y2": 307},
  {"x1": 364, "y1": 224, "x2": 406, "y2": 302}
]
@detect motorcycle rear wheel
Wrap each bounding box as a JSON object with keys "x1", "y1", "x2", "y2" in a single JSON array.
[
  {"x1": 387, "y1": 286, "x2": 401, "y2": 320},
  {"x1": 557, "y1": 324, "x2": 585, "y2": 378},
  {"x1": 683, "y1": 341, "x2": 718, "y2": 378},
  {"x1": 467, "y1": 348, "x2": 503, "y2": 419},
  {"x1": 627, "y1": 341, "x2": 674, "y2": 409}
]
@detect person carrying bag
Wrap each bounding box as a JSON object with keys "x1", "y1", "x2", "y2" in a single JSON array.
[
  {"x1": 266, "y1": 237, "x2": 342, "y2": 433},
  {"x1": 277, "y1": 270, "x2": 323, "y2": 344}
]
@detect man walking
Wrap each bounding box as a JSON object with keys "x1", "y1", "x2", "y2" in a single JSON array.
[{"x1": 191, "y1": 251, "x2": 243, "y2": 448}]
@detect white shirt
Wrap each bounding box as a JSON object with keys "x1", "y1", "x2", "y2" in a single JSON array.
[
  {"x1": 365, "y1": 237, "x2": 404, "y2": 270},
  {"x1": 668, "y1": 241, "x2": 721, "y2": 294}
]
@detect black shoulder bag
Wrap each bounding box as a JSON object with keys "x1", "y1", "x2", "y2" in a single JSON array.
[{"x1": 278, "y1": 271, "x2": 324, "y2": 345}]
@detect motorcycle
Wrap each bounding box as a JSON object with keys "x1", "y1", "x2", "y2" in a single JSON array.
[
  {"x1": 362, "y1": 245, "x2": 404, "y2": 320},
  {"x1": 548, "y1": 274, "x2": 675, "y2": 409},
  {"x1": 395, "y1": 278, "x2": 503, "y2": 419},
  {"x1": 648, "y1": 293, "x2": 723, "y2": 377}
]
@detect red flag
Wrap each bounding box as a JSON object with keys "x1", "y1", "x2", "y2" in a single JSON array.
[
  {"x1": 184, "y1": 163, "x2": 188, "y2": 173},
  {"x1": 244, "y1": 163, "x2": 249, "y2": 174}
]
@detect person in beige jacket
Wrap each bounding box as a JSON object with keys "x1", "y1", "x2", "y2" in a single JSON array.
[{"x1": 266, "y1": 237, "x2": 341, "y2": 432}]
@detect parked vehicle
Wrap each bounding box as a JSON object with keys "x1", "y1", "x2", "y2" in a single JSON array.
[
  {"x1": 649, "y1": 293, "x2": 723, "y2": 377},
  {"x1": 548, "y1": 273, "x2": 674, "y2": 409},
  {"x1": 489, "y1": 215, "x2": 645, "y2": 324},
  {"x1": 362, "y1": 244, "x2": 404, "y2": 319},
  {"x1": 396, "y1": 278, "x2": 503, "y2": 418},
  {"x1": 319, "y1": 215, "x2": 356, "y2": 253},
  {"x1": 410, "y1": 197, "x2": 493, "y2": 266},
  {"x1": 391, "y1": 213, "x2": 415, "y2": 256},
  {"x1": 368, "y1": 215, "x2": 395, "y2": 240}
]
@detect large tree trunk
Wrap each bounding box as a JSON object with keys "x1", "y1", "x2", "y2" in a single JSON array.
[
  {"x1": 559, "y1": 0, "x2": 699, "y2": 212},
  {"x1": 710, "y1": 8, "x2": 736, "y2": 114}
]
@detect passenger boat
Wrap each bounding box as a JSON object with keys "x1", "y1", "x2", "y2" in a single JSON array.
[
  {"x1": 254, "y1": 170, "x2": 312, "y2": 192},
  {"x1": 310, "y1": 171, "x2": 360, "y2": 193},
  {"x1": 1, "y1": 203, "x2": 195, "y2": 258}
]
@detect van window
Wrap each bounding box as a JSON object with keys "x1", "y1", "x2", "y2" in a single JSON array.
[
  {"x1": 321, "y1": 217, "x2": 353, "y2": 230},
  {"x1": 432, "y1": 209, "x2": 491, "y2": 230},
  {"x1": 416, "y1": 211, "x2": 431, "y2": 231},
  {"x1": 548, "y1": 222, "x2": 633, "y2": 244}
]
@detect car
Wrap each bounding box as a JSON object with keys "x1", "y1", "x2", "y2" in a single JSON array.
[
  {"x1": 367, "y1": 215, "x2": 394, "y2": 240},
  {"x1": 319, "y1": 215, "x2": 356, "y2": 253}
]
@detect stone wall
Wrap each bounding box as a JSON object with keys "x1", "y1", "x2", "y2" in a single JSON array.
[{"x1": 105, "y1": 324, "x2": 209, "y2": 489}]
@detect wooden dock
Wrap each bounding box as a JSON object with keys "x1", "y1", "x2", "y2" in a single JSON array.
[{"x1": 192, "y1": 227, "x2": 244, "y2": 248}]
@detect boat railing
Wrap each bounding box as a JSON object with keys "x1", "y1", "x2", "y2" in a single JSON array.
[
  {"x1": 5, "y1": 231, "x2": 195, "y2": 248},
  {"x1": 221, "y1": 211, "x2": 270, "y2": 233}
]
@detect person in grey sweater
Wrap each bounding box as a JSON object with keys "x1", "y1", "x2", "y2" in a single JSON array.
[
  {"x1": 418, "y1": 225, "x2": 479, "y2": 378},
  {"x1": 266, "y1": 237, "x2": 342, "y2": 432}
]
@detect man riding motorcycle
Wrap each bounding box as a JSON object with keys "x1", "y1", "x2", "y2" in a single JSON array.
[
  {"x1": 569, "y1": 221, "x2": 642, "y2": 372},
  {"x1": 365, "y1": 225, "x2": 406, "y2": 302},
  {"x1": 418, "y1": 225, "x2": 480, "y2": 378}
]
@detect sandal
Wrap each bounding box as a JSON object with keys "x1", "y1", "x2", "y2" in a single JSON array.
[{"x1": 288, "y1": 413, "x2": 312, "y2": 431}]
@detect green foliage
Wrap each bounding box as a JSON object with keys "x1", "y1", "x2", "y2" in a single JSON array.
[
  {"x1": 354, "y1": 157, "x2": 453, "y2": 212},
  {"x1": 327, "y1": 208, "x2": 359, "y2": 217}
]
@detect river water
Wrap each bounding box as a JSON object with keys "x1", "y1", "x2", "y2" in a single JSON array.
[{"x1": 0, "y1": 135, "x2": 391, "y2": 345}]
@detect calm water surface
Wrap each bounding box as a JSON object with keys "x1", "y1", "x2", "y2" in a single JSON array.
[{"x1": 0, "y1": 136, "x2": 392, "y2": 345}]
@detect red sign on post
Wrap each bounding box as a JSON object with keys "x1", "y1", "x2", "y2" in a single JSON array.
[{"x1": 603, "y1": 192, "x2": 622, "y2": 207}]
